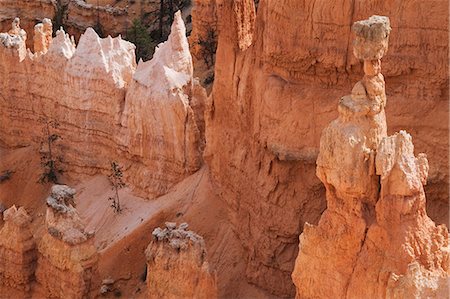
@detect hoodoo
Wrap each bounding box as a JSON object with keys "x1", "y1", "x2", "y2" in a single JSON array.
[
  {"x1": 0, "y1": 1, "x2": 448, "y2": 298},
  {"x1": 0, "y1": 206, "x2": 37, "y2": 299},
  {"x1": 292, "y1": 15, "x2": 449, "y2": 299},
  {"x1": 145, "y1": 222, "x2": 217, "y2": 299},
  {"x1": 0, "y1": 11, "x2": 205, "y2": 199},
  {"x1": 34, "y1": 185, "x2": 99, "y2": 299}
]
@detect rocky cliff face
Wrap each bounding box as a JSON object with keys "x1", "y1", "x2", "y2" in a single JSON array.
[
  {"x1": 0, "y1": 12, "x2": 204, "y2": 198},
  {"x1": 0, "y1": 0, "x2": 55, "y2": 49},
  {"x1": 189, "y1": 0, "x2": 217, "y2": 62},
  {"x1": 0, "y1": 206, "x2": 37, "y2": 299},
  {"x1": 34, "y1": 185, "x2": 99, "y2": 299},
  {"x1": 145, "y1": 222, "x2": 217, "y2": 299},
  {"x1": 0, "y1": 0, "x2": 130, "y2": 49},
  {"x1": 205, "y1": 0, "x2": 448, "y2": 296},
  {"x1": 63, "y1": 0, "x2": 129, "y2": 41},
  {"x1": 292, "y1": 15, "x2": 448, "y2": 299}
]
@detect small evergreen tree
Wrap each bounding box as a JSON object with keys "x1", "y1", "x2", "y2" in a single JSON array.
[
  {"x1": 39, "y1": 118, "x2": 63, "y2": 184},
  {"x1": 108, "y1": 161, "x2": 125, "y2": 213},
  {"x1": 127, "y1": 19, "x2": 156, "y2": 62}
]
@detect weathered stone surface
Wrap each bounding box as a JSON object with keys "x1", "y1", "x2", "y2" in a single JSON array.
[
  {"x1": 0, "y1": 0, "x2": 130, "y2": 48},
  {"x1": 352, "y1": 15, "x2": 392, "y2": 60},
  {"x1": 33, "y1": 18, "x2": 52, "y2": 54},
  {"x1": 119, "y1": 11, "x2": 203, "y2": 194},
  {"x1": 292, "y1": 16, "x2": 449, "y2": 299},
  {"x1": 35, "y1": 185, "x2": 99, "y2": 299},
  {"x1": 344, "y1": 131, "x2": 449, "y2": 299},
  {"x1": 189, "y1": 0, "x2": 217, "y2": 62},
  {"x1": 0, "y1": 206, "x2": 37, "y2": 299},
  {"x1": 45, "y1": 185, "x2": 93, "y2": 244},
  {"x1": 145, "y1": 222, "x2": 217, "y2": 299},
  {"x1": 0, "y1": 12, "x2": 205, "y2": 198},
  {"x1": 204, "y1": 0, "x2": 448, "y2": 296}
]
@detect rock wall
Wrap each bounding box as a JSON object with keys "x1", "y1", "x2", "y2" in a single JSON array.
[
  {"x1": 0, "y1": 12, "x2": 204, "y2": 198},
  {"x1": 0, "y1": 0, "x2": 130, "y2": 49},
  {"x1": 64, "y1": 0, "x2": 129, "y2": 41},
  {"x1": 145, "y1": 222, "x2": 217, "y2": 299},
  {"x1": 0, "y1": 0, "x2": 56, "y2": 50},
  {"x1": 0, "y1": 206, "x2": 37, "y2": 299},
  {"x1": 189, "y1": 0, "x2": 217, "y2": 62},
  {"x1": 205, "y1": 0, "x2": 448, "y2": 296},
  {"x1": 34, "y1": 185, "x2": 99, "y2": 299}
]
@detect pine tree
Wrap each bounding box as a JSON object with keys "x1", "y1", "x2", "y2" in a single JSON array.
[
  {"x1": 127, "y1": 18, "x2": 156, "y2": 61},
  {"x1": 108, "y1": 161, "x2": 126, "y2": 213},
  {"x1": 39, "y1": 118, "x2": 63, "y2": 184}
]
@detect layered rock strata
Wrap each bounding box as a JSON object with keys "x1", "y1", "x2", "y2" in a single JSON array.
[
  {"x1": 205, "y1": 0, "x2": 448, "y2": 296},
  {"x1": 0, "y1": 12, "x2": 204, "y2": 198},
  {"x1": 0, "y1": 0, "x2": 55, "y2": 49},
  {"x1": 145, "y1": 222, "x2": 217, "y2": 299},
  {"x1": 0, "y1": 206, "x2": 37, "y2": 299},
  {"x1": 64, "y1": 0, "x2": 129, "y2": 41},
  {"x1": 34, "y1": 185, "x2": 99, "y2": 299},
  {"x1": 292, "y1": 16, "x2": 449, "y2": 299},
  {"x1": 0, "y1": 0, "x2": 130, "y2": 47}
]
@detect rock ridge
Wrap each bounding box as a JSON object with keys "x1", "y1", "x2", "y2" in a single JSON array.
[{"x1": 0, "y1": 13, "x2": 205, "y2": 199}]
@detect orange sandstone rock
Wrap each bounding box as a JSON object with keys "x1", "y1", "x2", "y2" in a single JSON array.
[
  {"x1": 145, "y1": 222, "x2": 217, "y2": 299},
  {"x1": 34, "y1": 185, "x2": 99, "y2": 299},
  {"x1": 0, "y1": 13, "x2": 205, "y2": 198},
  {"x1": 33, "y1": 18, "x2": 52, "y2": 54},
  {"x1": 119, "y1": 11, "x2": 203, "y2": 192},
  {"x1": 345, "y1": 131, "x2": 449, "y2": 299},
  {"x1": 0, "y1": 0, "x2": 129, "y2": 47},
  {"x1": 0, "y1": 206, "x2": 37, "y2": 299},
  {"x1": 189, "y1": 0, "x2": 217, "y2": 62},
  {"x1": 292, "y1": 16, "x2": 449, "y2": 299},
  {"x1": 204, "y1": 0, "x2": 448, "y2": 295}
]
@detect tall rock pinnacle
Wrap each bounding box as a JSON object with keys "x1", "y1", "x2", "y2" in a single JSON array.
[{"x1": 292, "y1": 15, "x2": 448, "y2": 299}]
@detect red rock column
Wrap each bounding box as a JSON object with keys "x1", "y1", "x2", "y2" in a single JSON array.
[
  {"x1": 34, "y1": 185, "x2": 98, "y2": 299},
  {"x1": 292, "y1": 15, "x2": 391, "y2": 299},
  {"x1": 145, "y1": 222, "x2": 217, "y2": 299},
  {"x1": 292, "y1": 15, "x2": 449, "y2": 299},
  {"x1": 0, "y1": 206, "x2": 37, "y2": 299},
  {"x1": 346, "y1": 131, "x2": 449, "y2": 298}
]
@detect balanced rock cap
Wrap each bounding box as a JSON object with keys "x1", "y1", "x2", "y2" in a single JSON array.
[{"x1": 352, "y1": 15, "x2": 391, "y2": 60}]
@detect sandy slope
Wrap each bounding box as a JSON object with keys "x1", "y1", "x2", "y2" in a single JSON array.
[{"x1": 0, "y1": 145, "x2": 276, "y2": 298}]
